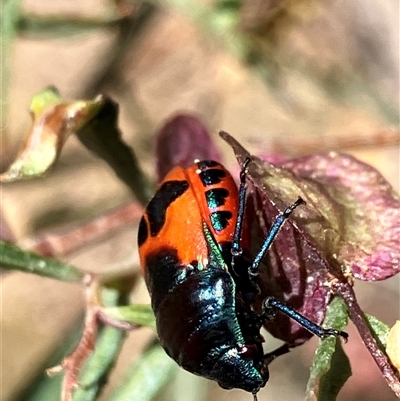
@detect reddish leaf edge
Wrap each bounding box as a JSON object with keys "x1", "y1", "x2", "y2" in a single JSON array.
[{"x1": 333, "y1": 280, "x2": 400, "y2": 398}]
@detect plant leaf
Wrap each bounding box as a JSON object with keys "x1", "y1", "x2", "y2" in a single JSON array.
[
  {"x1": 68, "y1": 286, "x2": 128, "y2": 401},
  {"x1": 305, "y1": 297, "x2": 351, "y2": 401},
  {"x1": 220, "y1": 131, "x2": 342, "y2": 343},
  {"x1": 155, "y1": 114, "x2": 221, "y2": 182},
  {"x1": 17, "y1": 13, "x2": 121, "y2": 38},
  {"x1": 221, "y1": 132, "x2": 400, "y2": 395},
  {"x1": 0, "y1": 87, "x2": 103, "y2": 182},
  {"x1": 72, "y1": 327, "x2": 126, "y2": 401},
  {"x1": 106, "y1": 340, "x2": 177, "y2": 401},
  {"x1": 102, "y1": 304, "x2": 155, "y2": 329},
  {"x1": 0, "y1": 240, "x2": 84, "y2": 281},
  {"x1": 2, "y1": 88, "x2": 154, "y2": 205},
  {"x1": 221, "y1": 131, "x2": 399, "y2": 345},
  {"x1": 221, "y1": 131, "x2": 400, "y2": 281},
  {"x1": 365, "y1": 313, "x2": 390, "y2": 349},
  {"x1": 280, "y1": 153, "x2": 400, "y2": 281},
  {"x1": 76, "y1": 97, "x2": 154, "y2": 206}
]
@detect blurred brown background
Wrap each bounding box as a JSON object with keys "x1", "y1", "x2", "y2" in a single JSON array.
[{"x1": 1, "y1": 1, "x2": 399, "y2": 401}]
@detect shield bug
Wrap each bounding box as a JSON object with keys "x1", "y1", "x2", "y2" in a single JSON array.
[{"x1": 138, "y1": 158, "x2": 348, "y2": 397}]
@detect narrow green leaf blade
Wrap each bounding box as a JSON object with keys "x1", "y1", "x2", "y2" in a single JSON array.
[
  {"x1": 305, "y1": 296, "x2": 351, "y2": 401},
  {"x1": 103, "y1": 304, "x2": 155, "y2": 329},
  {"x1": 107, "y1": 341, "x2": 177, "y2": 401},
  {"x1": 0, "y1": 241, "x2": 84, "y2": 281},
  {"x1": 17, "y1": 14, "x2": 120, "y2": 37},
  {"x1": 72, "y1": 286, "x2": 129, "y2": 401},
  {"x1": 72, "y1": 327, "x2": 126, "y2": 401}
]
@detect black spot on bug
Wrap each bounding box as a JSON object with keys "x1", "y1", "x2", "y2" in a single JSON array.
[
  {"x1": 145, "y1": 248, "x2": 188, "y2": 312},
  {"x1": 199, "y1": 169, "x2": 226, "y2": 187},
  {"x1": 210, "y1": 211, "x2": 233, "y2": 231},
  {"x1": 205, "y1": 188, "x2": 230, "y2": 209},
  {"x1": 197, "y1": 160, "x2": 219, "y2": 170},
  {"x1": 138, "y1": 216, "x2": 149, "y2": 247},
  {"x1": 147, "y1": 180, "x2": 189, "y2": 236},
  {"x1": 188, "y1": 260, "x2": 199, "y2": 270}
]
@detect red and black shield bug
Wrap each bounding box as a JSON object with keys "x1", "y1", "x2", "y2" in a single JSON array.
[{"x1": 138, "y1": 158, "x2": 348, "y2": 398}]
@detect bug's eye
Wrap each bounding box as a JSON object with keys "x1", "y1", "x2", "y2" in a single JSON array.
[{"x1": 238, "y1": 344, "x2": 259, "y2": 360}]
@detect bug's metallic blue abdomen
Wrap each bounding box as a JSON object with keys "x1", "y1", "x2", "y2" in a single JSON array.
[{"x1": 145, "y1": 248, "x2": 266, "y2": 393}]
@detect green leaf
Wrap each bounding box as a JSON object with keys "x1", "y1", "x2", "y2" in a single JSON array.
[
  {"x1": 365, "y1": 313, "x2": 390, "y2": 349},
  {"x1": 305, "y1": 296, "x2": 351, "y2": 401},
  {"x1": 17, "y1": 14, "x2": 121, "y2": 37},
  {"x1": 72, "y1": 327, "x2": 126, "y2": 401},
  {"x1": 29, "y1": 85, "x2": 62, "y2": 114},
  {"x1": 1, "y1": 88, "x2": 104, "y2": 182},
  {"x1": 0, "y1": 241, "x2": 84, "y2": 281},
  {"x1": 103, "y1": 304, "x2": 156, "y2": 329},
  {"x1": 214, "y1": 0, "x2": 242, "y2": 11},
  {"x1": 106, "y1": 341, "x2": 177, "y2": 401},
  {"x1": 72, "y1": 286, "x2": 129, "y2": 401},
  {"x1": 2, "y1": 88, "x2": 153, "y2": 203}
]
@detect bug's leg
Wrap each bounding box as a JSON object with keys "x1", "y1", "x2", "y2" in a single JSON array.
[
  {"x1": 261, "y1": 297, "x2": 349, "y2": 341},
  {"x1": 231, "y1": 157, "x2": 251, "y2": 259},
  {"x1": 249, "y1": 197, "x2": 305, "y2": 275}
]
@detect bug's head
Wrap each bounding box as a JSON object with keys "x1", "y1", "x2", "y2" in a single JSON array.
[{"x1": 210, "y1": 346, "x2": 269, "y2": 394}]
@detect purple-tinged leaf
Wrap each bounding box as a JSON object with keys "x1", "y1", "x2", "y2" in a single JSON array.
[
  {"x1": 221, "y1": 131, "x2": 400, "y2": 282},
  {"x1": 220, "y1": 131, "x2": 400, "y2": 397},
  {"x1": 280, "y1": 153, "x2": 400, "y2": 281},
  {"x1": 221, "y1": 131, "x2": 346, "y2": 343},
  {"x1": 249, "y1": 187, "x2": 334, "y2": 344},
  {"x1": 155, "y1": 114, "x2": 221, "y2": 182}
]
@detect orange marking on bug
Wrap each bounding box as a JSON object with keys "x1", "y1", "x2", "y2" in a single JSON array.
[{"x1": 139, "y1": 161, "x2": 251, "y2": 273}]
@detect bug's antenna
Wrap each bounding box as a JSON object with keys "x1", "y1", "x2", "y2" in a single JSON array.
[{"x1": 252, "y1": 392, "x2": 258, "y2": 401}]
